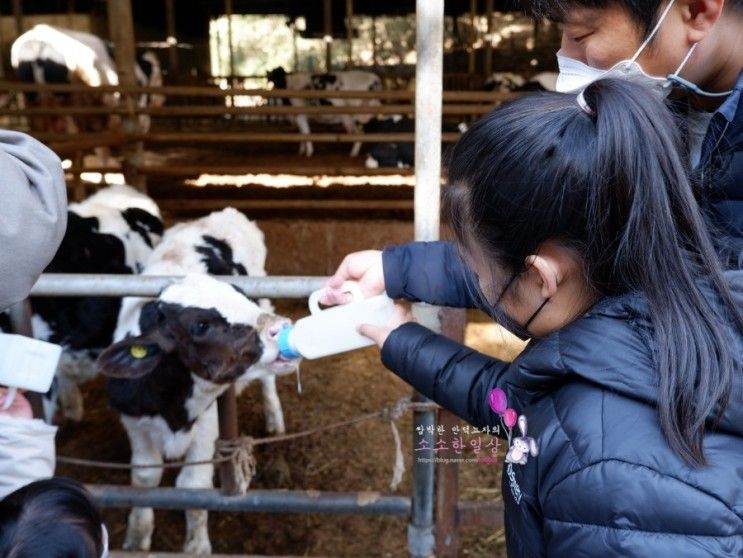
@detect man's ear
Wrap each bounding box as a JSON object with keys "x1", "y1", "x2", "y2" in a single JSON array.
[
  {"x1": 679, "y1": 0, "x2": 725, "y2": 42},
  {"x1": 96, "y1": 336, "x2": 165, "y2": 379}
]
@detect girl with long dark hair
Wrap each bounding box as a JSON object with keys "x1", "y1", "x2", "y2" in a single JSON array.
[{"x1": 323, "y1": 78, "x2": 743, "y2": 556}]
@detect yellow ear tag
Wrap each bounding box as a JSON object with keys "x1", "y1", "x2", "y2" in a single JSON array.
[{"x1": 130, "y1": 345, "x2": 148, "y2": 359}]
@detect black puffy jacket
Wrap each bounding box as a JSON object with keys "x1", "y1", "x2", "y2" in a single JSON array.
[
  {"x1": 696, "y1": 69, "x2": 743, "y2": 262},
  {"x1": 381, "y1": 241, "x2": 743, "y2": 557}
]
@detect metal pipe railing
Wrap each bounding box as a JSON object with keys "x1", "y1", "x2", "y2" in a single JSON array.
[
  {"x1": 88, "y1": 485, "x2": 411, "y2": 516},
  {"x1": 30, "y1": 274, "x2": 327, "y2": 299}
]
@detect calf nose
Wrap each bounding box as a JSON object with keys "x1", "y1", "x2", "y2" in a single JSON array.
[{"x1": 267, "y1": 319, "x2": 292, "y2": 339}]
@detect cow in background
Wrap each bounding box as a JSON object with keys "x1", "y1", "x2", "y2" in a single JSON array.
[
  {"x1": 267, "y1": 66, "x2": 382, "y2": 158},
  {"x1": 11, "y1": 24, "x2": 163, "y2": 136},
  {"x1": 485, "y1": 71, "x2": 558, "y2": 92},
  {"x1": 102, "y1": 208, "x2": 295, "y2": 555},
  {"x1": 364, "y1": 115, "x2": 467, "y2": 168},
  {"x1": 30, "y1": 184, "x2": 163, "y2": 422}
]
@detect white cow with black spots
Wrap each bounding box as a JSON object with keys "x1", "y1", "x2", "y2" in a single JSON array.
[
  {"x1": 267, "y1": 66, "x2": 382, "y2": 158},
  {"x1": 27, "y1": 184, "x2": 163, "y2": 422},
  {"x1": 101, "y1": 208, "x2": 296, "y2": 556},
  {"x1": 11, "y1": 24, "x2": 163, "y2": 136}
]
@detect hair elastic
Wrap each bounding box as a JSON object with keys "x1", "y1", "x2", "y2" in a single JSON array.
[
  {"x1": 101, "y1": 523, "x2": 109, "y2": 558},
  {"x1": 577, "y1": 89, "x2": 595, "y2": 116}
]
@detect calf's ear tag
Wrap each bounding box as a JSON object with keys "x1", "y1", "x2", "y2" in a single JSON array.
[{"x1": 130, "y1": 345, "x2": 149, "y2": 359}]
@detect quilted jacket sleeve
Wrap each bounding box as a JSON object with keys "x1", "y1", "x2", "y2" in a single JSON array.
[
  {"x1": 381, "y1": 322, "x2": 510, "y2": 428},
  {"x1": 541, "y1": 458, "x2": 743, "y2": 557},
  {"x1": 382, "y1": 241, "x2": 480, "y2": 308}
]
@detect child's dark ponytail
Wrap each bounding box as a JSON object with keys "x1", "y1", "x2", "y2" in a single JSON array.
[
  {"x1": 445, "y1": 78, "x2": 743, "y2": 466},
  {"x1": 583, "y1": 80, "x2": 743, "y2": 465}
]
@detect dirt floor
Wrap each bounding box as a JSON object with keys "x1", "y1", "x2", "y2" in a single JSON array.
[{"x1": 55, "y1": 144, "x2": 528, "y2": 556}]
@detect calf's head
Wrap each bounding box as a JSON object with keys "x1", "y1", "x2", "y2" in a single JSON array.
[{"x1": 97, "y1": 274, "x2": 295, "y2": 384}]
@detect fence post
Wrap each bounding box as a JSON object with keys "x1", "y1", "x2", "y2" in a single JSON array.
[
  {"x1": 107, "y1": 0, "x2": 146, "y2": 191},
  {"x1": 217, "y1": 385, "x2": 242, "y2": 495},
  {"x1": 409, "y1": 1, "x2": 444, "y2": 557},
  {"x1": 436, "y1": 308, "x2": 467, "y2": 556}
]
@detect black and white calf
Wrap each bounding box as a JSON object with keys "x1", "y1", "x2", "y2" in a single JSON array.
[
  {"x1": 30, "y1": 184, "x2": 162, "y2": 422},
  {"x1": 484, "y1": 71, "x2": 558, "y2": 92},
  {"x1": 363, "y1": 116, "x2": 467, "y2": 168},
  {"x1": 267, "y1": 66, "x2": 382, "y2": 158},
  {"x1": 11, "y1": 24, "x2": 163, "y2": 135},
  {"x1": 101, "y1": 208, "x2": 295, "y2": 555}
]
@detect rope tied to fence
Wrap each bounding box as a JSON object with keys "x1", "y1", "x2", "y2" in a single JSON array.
[{"x1": 56, "y1": 397, "x2": 438, "y2": 492}]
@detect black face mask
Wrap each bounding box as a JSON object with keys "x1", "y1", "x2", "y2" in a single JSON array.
[{"x1": 480, "y1": 271, "x2": 549, "y2": 341}]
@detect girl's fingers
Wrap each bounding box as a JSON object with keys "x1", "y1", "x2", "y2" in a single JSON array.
[
  {"x1": 358, "y1": 323, "x2": 385, "y2": 346},
  {"x1": 319, "y1": 289, "x2": 353, "y2": 306}
]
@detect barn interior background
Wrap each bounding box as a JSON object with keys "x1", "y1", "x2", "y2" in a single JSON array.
[{"x1": 0, "y1": 1, "x2": 557, "y2": 556}]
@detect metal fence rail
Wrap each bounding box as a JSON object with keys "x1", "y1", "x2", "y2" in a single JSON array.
[
  {"x1": 88, "y1": 485, "x2": 411, "y2": 516},
  {"x1": 30, "y1": 274, "x2": 327, "y2": 299}
]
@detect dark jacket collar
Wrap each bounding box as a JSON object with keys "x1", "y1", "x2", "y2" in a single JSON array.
[{"x1": 717, "y1": 69, "x2": 743, "y2": 124}]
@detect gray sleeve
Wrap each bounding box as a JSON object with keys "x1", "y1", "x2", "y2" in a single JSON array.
[{"x1": 0, "y1": 131, "x2": 67, "y2": 310}]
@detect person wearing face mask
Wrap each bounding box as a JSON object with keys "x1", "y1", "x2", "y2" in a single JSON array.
[
  {"x1": 322, "y1": 79, "x2": 743, "y2": 556},
  {"x1": 531, "y1": 0, "x2": 743, "y2": 265}
]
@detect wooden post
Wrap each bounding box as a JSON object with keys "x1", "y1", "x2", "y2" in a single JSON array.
[
  {"x1": 484, "y1": 0, "x2": 494, "y2": 77},
  {"x1": 107, "y1": 0, "x2": 137, "y2": 112},
  {"x1": 217, "y1": 385, "x2": 241, "y2": 495},
  {"x1": 225, "y1": 0, "x2": 235, "y2": 81},
  {"x1": 346, "y1": 0, "x2": 354, "y2": 68},
  {"x1": 107, "y1": 0, "x2": 144, "y2": 189},
  {"x1": 292, "y1": 21, "x2": 299, "y2": 71},
  {"x1": 324, "y1": 0, "x2": 333, "y2": 72},
  {"x1": 468, "y1": 0, "x2": 477, "y2": 74},
  {"x1": 67, "y1": 0, "x2": 75, "y2": 29},
  {"x1": 371, "y1": 16, "x2": 378, "y2": 67},
  {"x1": 436, "y1": 308, "x2": 467, "y2": 557},
  {"x1": 165, "y1": 0, "x2": 178, "y2": 73},
  {"x1": 11, "y1": 0, "x2": 23, "y2": 37}
]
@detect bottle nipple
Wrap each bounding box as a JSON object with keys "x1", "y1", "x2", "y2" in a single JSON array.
[{"x1": 277, "y1": 324, "x2": 301, "y2": 359}]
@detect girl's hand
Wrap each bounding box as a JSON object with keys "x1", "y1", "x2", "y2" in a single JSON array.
[
  {"x1": 358, "y1": 304, "x2": 413, "y2": 348},
  {"x1": 321, "y1": 250, "x2": 385, "y2": 305},
  {"x1": 0, "y1": 388, "x2": 33, "y2": 419}
]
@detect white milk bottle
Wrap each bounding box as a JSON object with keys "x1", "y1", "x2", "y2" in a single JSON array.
[{"x1": 277, "y1": 282, "x2": 396, "y2": 360}]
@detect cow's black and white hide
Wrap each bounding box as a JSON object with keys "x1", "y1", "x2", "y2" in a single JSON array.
[
  {"x1": 103, "y1": 208, "x2": 295, "y2": 555},
  {"x1": 363, "y1": 116, "x2": 468, "y2": 168},
  {"x1": 484, "y1": 71, "x2": 558, "y2": 92},
  {"x1": 267, "y1": 66, "x2": 382, "y2": 158},
  {"x1": 29, "y1": 184, "x2": 162, "y2": 422},
  {"x1": 11, "y1": 24, "x2": 163, "y2": 137}
]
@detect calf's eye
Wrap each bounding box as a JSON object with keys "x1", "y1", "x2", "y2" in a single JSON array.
[{"x1": 191, "y1": 321, "x2": 210, "y2": 335}]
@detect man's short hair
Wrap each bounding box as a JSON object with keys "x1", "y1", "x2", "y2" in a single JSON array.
[{"x1": 522, "y1": 0, "x2": 743, "y2": 36}]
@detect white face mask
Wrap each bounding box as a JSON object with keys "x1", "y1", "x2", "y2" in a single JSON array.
[{"x1": 556, "y1": 0, "x2": 732, "y2": 98}]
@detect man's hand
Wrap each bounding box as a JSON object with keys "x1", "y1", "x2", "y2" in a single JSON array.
[
  {"x1": 358, "y1": 304, "x2": 413, "y2": 348},
  {"x1": 0, "y1": 388, "x2": 33, "y2": 419},
  {"x1": 321, "y1": 250, "x2": 385, "y2": 305}
]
